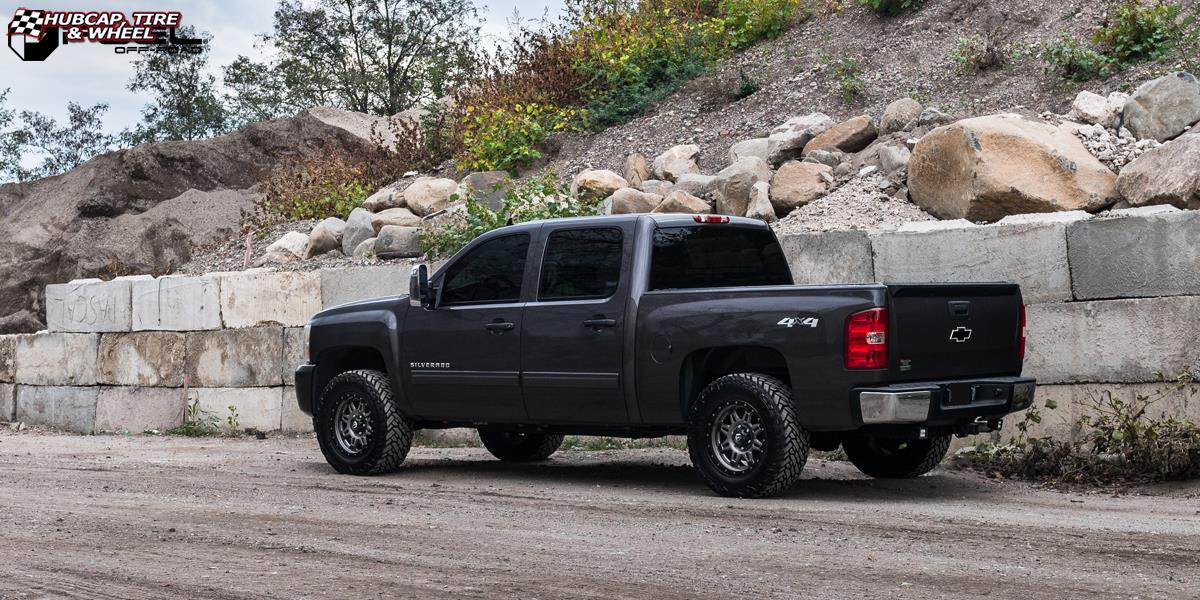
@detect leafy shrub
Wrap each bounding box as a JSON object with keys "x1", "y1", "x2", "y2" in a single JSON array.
[
  {"x1": 858, "y1": 0, "x2": 923, "y2": 16},
  {"x1": 166, "y1": 400, "x2": 221, "y2": 437},
  {"x1": 420, "y1": 173, "x2": 600, "y2": 258},
  {"x1": 458, "y1": 103, "x2": 584, "y2": 172},
  {"x1": 1042, "y1": 32, "x2": 1113, "y2": 81},
  {"x1": 257, "y1": 145, "x2": 385, "y2": 224},
  {"x1": 950, "y1": 29, "x2": 1010, "y2": 72},
  {"x1": 716, "y1": 0, "x2": 801, "y2": 50},
  {"x1": 960, "y1": 378, "x2": 1200, "y2": 485},
  {"x1": 1092, "y1": 0, "x2": 1189, "y2": 63}
]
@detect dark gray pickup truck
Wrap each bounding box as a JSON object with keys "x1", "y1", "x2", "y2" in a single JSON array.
[{"x1": 295, "y1": 213, "x2": 1034, "y2": 497}]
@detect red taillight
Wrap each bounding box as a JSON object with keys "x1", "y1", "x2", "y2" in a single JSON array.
[
  {"x1": 845, "y1": 308, "x2": 888, "y2": 370},
  {"x1": 692, "y1": 215, "x2": 730, "y2": 224},
  {"x1": 1018, "y1": 304, "x2": 1027, "y2": 361}
]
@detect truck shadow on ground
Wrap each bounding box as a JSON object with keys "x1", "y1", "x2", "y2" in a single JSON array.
[{"x1": 302, "y1": 454, "x2": 1005, "y2": 503}]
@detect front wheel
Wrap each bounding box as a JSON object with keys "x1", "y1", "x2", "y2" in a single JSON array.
[
  {"x1": 687, "y1": 373, "x2": 809, "y2": 498},
  {"x1": 842, "y1": 434, "x2": 951, "y2": 478},
  {"x1": 478, "y1": 430, "x2": 564, "y2": 462},
  {"x1": 315, "y1": 369, "x2": 413, "y2": 475}
]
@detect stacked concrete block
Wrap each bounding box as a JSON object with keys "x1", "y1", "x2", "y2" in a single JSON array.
[
  {"x1": 1024, "y1": 296, "x2": 1200, "y2": 384},
  {"x1": 320, "y1": 266, "x2": 409, "y2": 309},
  {"x1": 45, "y1": 277, "x2": 145, "y2": 332},
  {"x1": 97, "y1": 332, "x2": 186, "y2": 386},
  {"x1": 185, "y1": 327, "x2": 283, "y2": 387},
  {"x1": 0, "y1": 383, "x2": 14, "y2": 421},
  {"x1": 131, "y1": 275, "x2": 222, "y2": 331},
  {"x1": 281, "y1": 386, "x2": 313, "y2": 432},
  {"x1": 15, "y1": 386, "x2": 98, "y2": 433},
  {"x1": 777, "y1": 231, "x2": 874, "y2": 285},
  {"x1": 871, "y1": 214, "x2": 1081, "y2": 304},
  {"x1": 1067, "y1": 209, "x2": 1200, "y2": 300},
  {"x1": 15, "y1": 332, "x2": 98, "y2": 386},
  {"x1": 215, "y1": 270, "x2": 321, "y2": 328},
  {"x1": 192, "y1": 387, "x2": 283, "y2": 432},
  {"x1": 281, "y1": 327, "x2": 306, "y2": 385},
  {"x1": 95, "y1": 387, "x2": 188, "y2": 432}
]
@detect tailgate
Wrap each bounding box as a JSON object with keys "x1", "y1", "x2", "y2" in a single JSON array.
[{"x1": 887, "y1": 283, "x2": 1024, "y2": 381}]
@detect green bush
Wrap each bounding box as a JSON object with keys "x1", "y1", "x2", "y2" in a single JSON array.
[
  {"x1": 1042, "y1": 32, "x2": 1113, "y2": 81},
  {"x1": 1092, "y1": 0, "x2": 1189, "y2": 63},
  {"x1": 858, "y1": 0, "x2": 923, "y2": 16},
  {"x1": 420, "y1": 173, "x2": 601, "y2": 258},
  {"x1": 458, "y1": 103, "x2": 583, "y2": 172},
  {"x1": 717, "y1": 0, "x2": 800, "y2": 50}
]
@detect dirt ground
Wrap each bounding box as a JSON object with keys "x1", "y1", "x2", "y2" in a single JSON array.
[{"x1": 0, "y1": 432, "x2": 1197, "y2": 599}]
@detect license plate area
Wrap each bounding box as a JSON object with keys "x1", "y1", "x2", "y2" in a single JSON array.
[{"x1": 942, "y1": 382, "x2": 1010, "y2": 407}]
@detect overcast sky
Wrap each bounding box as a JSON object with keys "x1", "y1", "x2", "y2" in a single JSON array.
[{"x1": 1, "y1": 0, "x2": 565, "y2": 134}]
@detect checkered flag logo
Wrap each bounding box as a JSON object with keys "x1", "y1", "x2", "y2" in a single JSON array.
[{"x1": 8, "y1": 8, "x2": 46, "y2": 40}]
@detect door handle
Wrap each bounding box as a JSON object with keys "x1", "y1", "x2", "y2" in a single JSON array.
[
  {"x1": 485, "y1": 321, "x2": 515, "y2": 332},
  {"x1": 583, "y1": 318, "x2": 617, "y2": 329}
]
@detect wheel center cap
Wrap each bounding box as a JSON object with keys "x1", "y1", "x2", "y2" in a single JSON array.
[{"x1": 732, "y1": 425, "x2": 753, "y2": 450}]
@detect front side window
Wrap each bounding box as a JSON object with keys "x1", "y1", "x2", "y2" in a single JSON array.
[
  {"x1": 440, "y1": 234, "x2": 530, "y2": 305},
  {"x1": 649, "y1": 226, "x2": 792, "y2": 291},
  {"x1": 538, "y1": 228, "x2": 623, "y2": 301}
]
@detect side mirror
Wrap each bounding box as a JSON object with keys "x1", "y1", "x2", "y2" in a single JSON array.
[{"x1": 409, "y1": 264, "x2": 433, "y2": 309}]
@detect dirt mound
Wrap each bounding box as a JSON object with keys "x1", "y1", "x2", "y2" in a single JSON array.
[{"x1": 0, "y1": 108, "x2": 387, "y2": 332}]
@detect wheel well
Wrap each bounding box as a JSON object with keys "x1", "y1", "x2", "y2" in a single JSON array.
[
  {"x1": 679, "y1": 346, "x2": 792, "y2": 416},
  {"x1": 312, "y1": 346, "x2": 389, "y2": 409}
]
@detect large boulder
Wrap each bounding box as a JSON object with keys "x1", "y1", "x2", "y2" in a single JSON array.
[
  {"x1": 304, "y1": 217, "x2": 345, "y2": 258},
  {"x1": 652, "y1": 145, "x2": 701, "y2": 181},
  {"x1": 880, "y1": 98, "x2": 922, "y2": 135},
  {"x1": 404, "y1": 177, "x2": 459, "y2": 217},
  {"x1": 458, "y1": 171, "x2": 511, "y2": 211},
  {"x1": 652, "y1": 190, "x2": 711, "y2": 214},
  {"x1": 745, "y1": 182, "x2": 777, "y2": 222},
  {"x1": 362, "y1": 182, "x2": 405, "y2": 212},
  {"x1": 341, "y1": 208, "x2": 376, "y2": 255},
  {"x1": 908, "y1": 113, "x2": 1120, "y2": 221},
  {"x1": 766, "y1": 114, "x2": 833, "y2": 165},
  {"x1": 572, "y1": 169, "x2": 628, "y2": 202},
  {"x1": 674, "y1": 174, "x2": 718, "y2": 199},
  {"x1": 374, "y1": 225, "x2": 422, "y2": 259},
  {"x1": 803, "y1": 115, "x2": 877, "y2": 157},
  {"x1": 258, "y1": 231, "x2": 309, "y2": 264},
  {"x1": 371, "y1": 207, "x2": 421, "y2": 232},
  {"x1": 715, "y1": 157, "x2": 772, "y2": 216},
  {"x1": 1069, "y1": 91, "x2": 1128, "y2": 129},
  {"x1": 1116, "y1": 133, "x2": 1200, "y2": 209},
  {"x1": 770, "y1": 161, "x2": 832, "y2": 215},
  {"x1": 729, "y1": 138, "x2": 770, "y2": 164},
  {"x1": 622, "y1": 154, "x2": 651, "y2": 188},
  {"x1": 640, "y1": 179, "x2": 674, "y2": 196},
  {"x1": 608, "y1": 188, "x2": 663, "y2": 214},
  {"x1": 1121, "y1": 71, "x2": 1200, "y2": 141}
]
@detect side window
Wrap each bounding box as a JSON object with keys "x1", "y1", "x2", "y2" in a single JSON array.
[
  {"x1": 538, "y1": 228, "x2": 623, "y2": 301},
  {"x1": 440, "y1": 234, "x2": 530, "y2": 306}
]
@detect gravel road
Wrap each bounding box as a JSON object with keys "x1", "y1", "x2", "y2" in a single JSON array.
[{"x1": 0, "y1": 432, "x2": 1197, "y2": 599}]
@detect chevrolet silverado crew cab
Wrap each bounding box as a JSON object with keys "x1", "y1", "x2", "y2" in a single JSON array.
[{"x1": 295, "y1": 214, "x2": 1034, "y2": 498}]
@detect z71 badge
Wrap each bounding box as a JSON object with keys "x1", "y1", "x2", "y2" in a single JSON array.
[{"x1": 777, "y1": 316, "x2": 819, "y2": 329}]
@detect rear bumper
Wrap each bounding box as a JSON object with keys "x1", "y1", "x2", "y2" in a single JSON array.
[
  {"x1": 852, "y1": 376, "x2": 1035, "y2": 427},
  {"x1": 295, "y1": 363, "x2": 316, "y2": 416}
]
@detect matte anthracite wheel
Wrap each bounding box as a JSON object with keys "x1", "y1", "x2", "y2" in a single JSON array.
[
  {"x1": 478, "y1": 431, "x2": 565, "y2": 462},
  {"x1": 315, "y1": 369, "x2": 412, "y2": 475},
  {"x1": 842, "y1": 434, "x2": 951, "y2": 479},
  {"x1": 687, "y1": 373, "x2": 809, "y2": 498}
]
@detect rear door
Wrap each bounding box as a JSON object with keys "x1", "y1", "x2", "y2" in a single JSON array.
[
  {"x1": 520, "y1": 224, "x2": 632, "y2": 424},
  {"x1": 886, "y1": 283, "x2": 1023, "y2": 381}
]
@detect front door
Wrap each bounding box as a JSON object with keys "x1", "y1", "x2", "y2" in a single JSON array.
[
  {"x1": 521, "y1": 226, "x2": 629, "y2": 424},
  {"x1": 402, "y1": 233, "x2": 531, "y2": 421}
]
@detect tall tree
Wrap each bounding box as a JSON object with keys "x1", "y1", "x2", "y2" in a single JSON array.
[
  {"x1": 126, "y1": 27, "x2": 228, "y2": 144},
  {"x1": 225, "y1": 0, "x2": 480, "y2": 121},
  {"x1": 0, "y1": 89, "x2": 25, "y2": 182},
  {"x1": 16, "y1": 102, "x2": 117, "y2": 179}
]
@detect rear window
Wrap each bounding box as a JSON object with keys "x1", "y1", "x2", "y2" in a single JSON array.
[{"x1": 649, "y1": 226, "x2": 792, "y2": 291}]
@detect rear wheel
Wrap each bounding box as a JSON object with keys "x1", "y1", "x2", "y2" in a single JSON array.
[
  {"x1": 842, "y1": 434, "x2": 951, "y2": 478},
  {"x1": 315, "y1": 369, "x2": 413, "y2": 475},
  {"x1": 479, "y1": 431, "x2": 564, "y2": 462},
  {"x1": 687, "y1": 373, "x2": 809, "y2": 498}
]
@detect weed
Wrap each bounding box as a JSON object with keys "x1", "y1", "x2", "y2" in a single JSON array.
[
  {"x1": 820, "y1": 49, "x2": 865, "y2": 102},
  {"x1": 1041, "y1": 32, "x2": 1114, "y2": 81},
  {"x1": 735, "y1": 69, "x2": 762, "y2": 99},
  {"x1": 1092, "y1": 0, "x2": 1188, "y2": 64},
  {"x1": 225, "y1": 405, "x2": 240, "y2": 434},
  {"x1": 950, "y1": 27, "x2": 1011, "y2": 73},
  {"x1": 166, "y1": 399, "x2": 220, "y2": 437}
]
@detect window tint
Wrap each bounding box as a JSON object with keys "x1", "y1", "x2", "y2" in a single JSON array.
[
  {"x1": 539, "y1": 228, "x2": 623, "y2": 301},
  {"x1": 440, "y1": 234, "x2": 529, "y2": 305},
  {"x1": 649, "y1": 226, "x2": 792, "y2": 291}
]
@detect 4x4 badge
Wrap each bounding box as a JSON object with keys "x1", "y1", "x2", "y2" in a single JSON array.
[{"x1": 949, "y1": 326, "x2": 973, "y2": 343}]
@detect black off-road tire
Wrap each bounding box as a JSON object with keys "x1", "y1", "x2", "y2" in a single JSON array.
[
  {"x1": 687, "y1": 373, "x2": 809, "y2": 498},
  {"x1": 478, "y1": 431, "x2": 565, "y2": 462},
  {"x1": 315, "y1": 369, "x2": 413, "y2": 475},
  {"x1": 842, "y1": 434, "x2": 951, "y2": 479}
]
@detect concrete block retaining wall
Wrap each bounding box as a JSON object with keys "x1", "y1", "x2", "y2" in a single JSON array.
[{"x1": 3, "y1": 208, "x2": 1199, "y2": 439}]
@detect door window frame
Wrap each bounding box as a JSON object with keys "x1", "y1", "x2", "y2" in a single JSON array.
[
  {"x1": 535, "y1": 226, "x2": 625, "y2": 303},
  {"x1": 435, "y1": 232, "x2": 533, "y2": 308}
]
